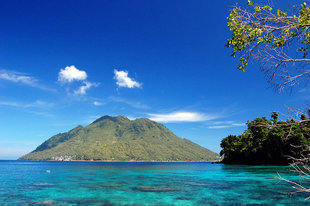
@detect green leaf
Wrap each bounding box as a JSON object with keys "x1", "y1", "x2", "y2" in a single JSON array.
[{"x1": 277, "y1": 9, "x2": 287, "y2": 17}]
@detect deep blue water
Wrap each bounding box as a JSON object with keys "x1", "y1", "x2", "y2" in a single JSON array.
[{"x1": 0, "y1": 161, "x2": 308, "y2": 205}]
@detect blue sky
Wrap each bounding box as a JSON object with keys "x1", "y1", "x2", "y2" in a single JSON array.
[{"x1": 0, "y1": 0, "x2": 308, "y2": 159}]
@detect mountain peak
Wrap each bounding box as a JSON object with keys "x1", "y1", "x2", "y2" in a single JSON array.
[
  {"x1": 19, "y1": 115, "x2": 218, "y2": 161},
  {"x1": 92, "y1": 115, "x2": 130, "y2": 124}
]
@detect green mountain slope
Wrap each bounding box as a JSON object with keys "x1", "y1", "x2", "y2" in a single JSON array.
[{"x1": 19, "y1": 115, "x2": 218, "y2": 161}]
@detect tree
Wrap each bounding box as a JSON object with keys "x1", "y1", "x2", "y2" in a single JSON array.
[
  {"x1": 226, "y1": 2, "x2": 310, "y2": 197},
  {"x1": 226, "y1": 0, "x2": 310, "y2": 91},
  {"x1": 220, "y1": 113, "x2": 309, "y2": 165}
]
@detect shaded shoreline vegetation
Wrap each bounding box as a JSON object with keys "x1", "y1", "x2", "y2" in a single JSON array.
[{"x1": 220, "y1": 111, "x2": 310, "y2": 165}]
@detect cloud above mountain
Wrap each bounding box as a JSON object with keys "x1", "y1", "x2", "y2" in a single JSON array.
[
  {"x1": 74, "y1": 81, "x2": 99, "y2": 95},
  {"x1": 148, "y1": 111, "x2": 216, "y2": 123},
  {"x1": 58, "y1": 65, "x2": 87, "y2": 83},
  {"x1": 114, "y1": 69, "x2": 141, "y2": 88},
  {"x1": 58, "y1": 65, "x2": 98, "y2": 95}
]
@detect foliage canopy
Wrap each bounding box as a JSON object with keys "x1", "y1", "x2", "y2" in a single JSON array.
[
  {"x1": 226, "y1": 0, "x2": 310, "y2": 90},
  {"x1": 220, "y1": 112, "x2": 310, "y2": 165}
]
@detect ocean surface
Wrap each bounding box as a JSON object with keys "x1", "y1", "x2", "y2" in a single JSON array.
[{"x1": 0, "y1": 161, "x2": 309, "y2": 205}]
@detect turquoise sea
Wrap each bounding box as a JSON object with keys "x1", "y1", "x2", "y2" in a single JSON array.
[{"x1": 0, "y1": 161, "x2": 308, "y2": 205}]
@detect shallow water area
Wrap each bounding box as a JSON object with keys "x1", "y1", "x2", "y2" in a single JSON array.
[{"x1": 0, "y1": 160, "x2": 308, "y2": 205}]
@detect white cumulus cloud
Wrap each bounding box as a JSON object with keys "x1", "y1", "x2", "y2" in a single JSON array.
[
  {"x1": 148, "y1": 111, "x2": 216, "y2": 123},
  {"x1": 114, "y1": 69, "x2": 141, "y2": 88},
  {"x1": 58, "y1": 65, "x2": 99, "y2": 95},
  {"x1": 58, "y1": 65, "x2": 87, "y2": 83},
  {"x1": 74, "y1": 81, "x2": 99, "y2": 95}
]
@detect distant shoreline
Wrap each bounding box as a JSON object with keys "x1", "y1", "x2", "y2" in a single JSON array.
[{"x1": 11, "y1": 159, "x2": 219, "y2": 163}]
